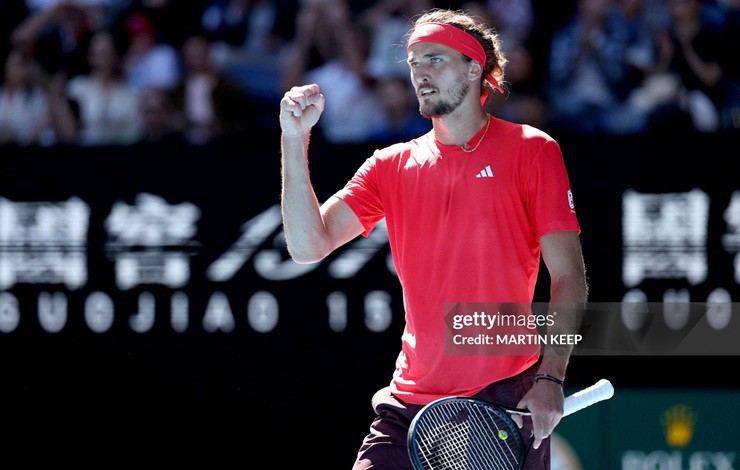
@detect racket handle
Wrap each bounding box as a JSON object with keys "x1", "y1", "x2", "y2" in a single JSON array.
[{"x1": 563, "y1": 379, "x2": 614, "y2": 417}]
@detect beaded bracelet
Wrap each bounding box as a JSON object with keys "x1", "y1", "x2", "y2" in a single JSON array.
[{"x1": 534, "y1": 373, "x2": 564, "y2": 387}]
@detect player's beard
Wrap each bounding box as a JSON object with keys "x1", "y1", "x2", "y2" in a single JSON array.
[{"x1": 419, "y1": 72, "x2": 470, "y2": 118}]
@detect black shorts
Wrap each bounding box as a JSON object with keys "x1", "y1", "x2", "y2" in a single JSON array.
[{"x1": 353, "y1": 363, "x2": 551, "y2": 469}]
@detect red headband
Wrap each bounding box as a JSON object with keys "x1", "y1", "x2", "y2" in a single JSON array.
[{"x1": 407, "y1": 22, "x2": 504, "y2": 105}]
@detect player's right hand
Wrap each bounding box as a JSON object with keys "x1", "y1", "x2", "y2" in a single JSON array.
[{"x1": 280, "y1": 84, "x2": 325, "y2": 137}]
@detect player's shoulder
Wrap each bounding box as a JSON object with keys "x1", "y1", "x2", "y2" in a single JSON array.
[{"x1": 494, "y1": 118, "x2": 558, "y2": 146}]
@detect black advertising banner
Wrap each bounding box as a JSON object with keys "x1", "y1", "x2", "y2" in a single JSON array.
[{"x1": 0, "y1": 131, "x2": 738, "y2": 466}]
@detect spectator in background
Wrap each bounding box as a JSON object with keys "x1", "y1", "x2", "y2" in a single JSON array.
[
  {"x1": 0, "y1": 48, "x2": 49, "y2": 146},
  {"x1": 201, "y1": 0, "x2": 252, "y2": 48},
  {"x1": 0, "y1": 1, "x2": 30, "y2": 70},
  {"x1": 359, "y1": 0, "x2": 433, "y2": 79},
  {"x1": 169, "y1": 34, "x2": 254, "y2": 145},
  {"x1": 200, "y1": 0, "x2": 287, "y2": 55},
  {"x1": 720, "y1": 0, "x2": 740, "y2": 128},
  {"x1": 67, "y1": 30, "x2": 144, "y2": 146},
  {"x1": 369, "y1": 75, "x2": 431, "y2": 143},
  {"x1": 136, "y1": 87, "x2": 186, "y2": 146},
  {"x1": 10, "y1": 2, "x2": 102, "y2": 79},
  {"x1": 646, "y1": 0, "x2": 737, "y2": 132},
  {"x1": 199, "y1": 0, "x2": 292, "y2": 116},
  {"x1": 41, "y1": 70, "x2": 81, "y2": 146},
  {"x1": 721, "y1": 0, "x2": 740, "y2": 71},
  {"x1": 281, "y1": 0, "x2": 385, "y2": 144},
  {"x1": 109, "y1": 0, "x2": 205, "y2": 51},
  {"x1": 486, "y1": 0, "x2": 534, "y2": 43},
  {"x1": 546, "y1": 0, "x2": 651, "y2": 135},
  {"x1": 614, "y1": 0, "x2": 667, "y2": 75},
  {"x1": 618, "y1": 0, "x2": 671, "y2": 34},
  {"x1": 487, "y1": 38, "x2": 550, "y2": 129},
  {"x1": 23, "y1": 0, "x2": 126, "y2": 13},
  {"x1": 121, "y1": 12, "x2": 181, "y2": 91}
]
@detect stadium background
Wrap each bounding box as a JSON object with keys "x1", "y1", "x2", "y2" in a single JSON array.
[{"x1": 1, "y1": 0, "x2": 739, "y2": 467}]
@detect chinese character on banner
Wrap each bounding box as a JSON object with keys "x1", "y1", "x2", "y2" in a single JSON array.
[
  {"x1": 104, "y1": 193, "x2": 201, "y2": 290},
  {"x1": 0, "y1": 197, "x2": 89, "y2": 290},
  {"x1": 721, "y1": 191, "x2": 740, "y2": 284},
  {"x1": 206, "y1": 204, "x2": 285, "y2": 282},
  {"x1": 622, "y1": 189, "x2": 709, "y2": 288}
]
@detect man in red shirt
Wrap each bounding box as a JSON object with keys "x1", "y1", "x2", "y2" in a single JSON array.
[{"x1": 279, "y1": 8, "x2": 588, "y2": 469}]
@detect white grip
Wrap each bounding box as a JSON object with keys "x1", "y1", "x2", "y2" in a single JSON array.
[{"x1": 563, "y1": 379, "x2": 614, "y2": 417}]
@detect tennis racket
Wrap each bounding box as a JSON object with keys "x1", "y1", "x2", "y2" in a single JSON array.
[{"x1": 407, "y1": 378, "x2": 614, "y2": 470}]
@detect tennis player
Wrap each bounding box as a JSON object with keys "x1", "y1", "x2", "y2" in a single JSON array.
[{"x1": 279, "y1": 8, "x2": 588, "y2": 469}]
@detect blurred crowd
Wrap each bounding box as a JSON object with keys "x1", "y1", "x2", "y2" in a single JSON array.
[{"x1": 0, "y1": 0, "x2": 738, "y2": 148}]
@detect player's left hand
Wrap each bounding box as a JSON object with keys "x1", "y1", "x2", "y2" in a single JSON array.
[{"x1": 511, "y1": 380, "x2": 565, "y2": 450}]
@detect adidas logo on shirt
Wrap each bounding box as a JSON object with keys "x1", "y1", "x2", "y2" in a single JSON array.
[{"x1": 475, "y1": 165, "x2": 493, "y2": 178}]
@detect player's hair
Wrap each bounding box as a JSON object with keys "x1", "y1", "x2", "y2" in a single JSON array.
[{"x1": 407, "y1": 9, "x2": 507, "y2": 95}]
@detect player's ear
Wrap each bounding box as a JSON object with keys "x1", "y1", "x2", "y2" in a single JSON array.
[{"x1": 468, "y1": 60, "x2": 483, "y2": 82}]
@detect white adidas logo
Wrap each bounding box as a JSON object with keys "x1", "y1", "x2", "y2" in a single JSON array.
[{"x1": 475, "y1": 165, "x2": 493, "y2": 178}]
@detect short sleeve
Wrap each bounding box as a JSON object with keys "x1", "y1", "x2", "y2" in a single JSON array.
[
  {"x1": 525, "y1": 140, "x2": 581, "y2": 239},
  {"x1": 332, "y1": 151, "x2": 385, "y2": 237}
]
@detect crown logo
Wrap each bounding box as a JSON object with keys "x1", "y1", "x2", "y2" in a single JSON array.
[{"x1": 660, "y1": 404, "x2": 697, "y2": 448}]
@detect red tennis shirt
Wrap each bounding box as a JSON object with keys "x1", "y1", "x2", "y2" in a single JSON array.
[{"x1": 333, "y1": 117, "x2": 581, "y2": 405}]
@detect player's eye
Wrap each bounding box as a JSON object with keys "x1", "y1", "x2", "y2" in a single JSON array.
[
  {"x1": 430, "y1": 57, "x2": 441, "y2": 63},
  {"x1": 409, "y1": 62, "x2": 419, "y2": 69}
]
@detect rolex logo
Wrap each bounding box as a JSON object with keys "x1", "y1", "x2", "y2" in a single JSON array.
[{"x1": 660, "y1": 405, "x2": 697, "y2": 448}]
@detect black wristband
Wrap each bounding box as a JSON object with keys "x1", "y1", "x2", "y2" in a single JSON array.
[{"x1": 534, "y1": 373, "x2": 564, "y2": 387}]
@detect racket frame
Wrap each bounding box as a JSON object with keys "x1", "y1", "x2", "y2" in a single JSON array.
[
  {"x1": 407, "y1": 396, "x2": 530, "y2": 470},
  {"x1": 407, "y1": 379, "x2": 614, "y2": 469}
]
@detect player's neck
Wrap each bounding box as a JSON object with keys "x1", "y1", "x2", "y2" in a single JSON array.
[{"x1": 432, "y1": 105, "x2": 489, "y2": 148}]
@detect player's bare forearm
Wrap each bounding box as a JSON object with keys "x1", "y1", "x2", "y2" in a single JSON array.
[
  {"x1": 514, "y1": 265, "x2": 587, "y2": 447},
  {"x1": 280, "y1": 133, "x2": 332, "y2": 264},
  {"x1": 537, "y1": 231, "x2": 589, "y2": 380},
  {"x1": 537, "y1": 271, "x2": 588, "y2": 380}
]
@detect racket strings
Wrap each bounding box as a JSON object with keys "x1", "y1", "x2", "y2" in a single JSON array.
[{"x1": 412, "y1": 400, "x2": 522, "y2": 469}]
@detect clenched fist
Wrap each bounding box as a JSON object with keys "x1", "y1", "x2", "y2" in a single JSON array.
[{"x1": 280, "y1": 84, "x2": 325, "y2": 138}]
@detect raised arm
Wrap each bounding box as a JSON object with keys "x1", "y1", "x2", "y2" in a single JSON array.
[{"x1": 279, "y1": 84, "x2": 364, "y2": 264}]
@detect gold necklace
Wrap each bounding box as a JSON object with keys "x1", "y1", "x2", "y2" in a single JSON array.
[{"x1": 460, "y1": 115, "x2": 491, "y2": 153}]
